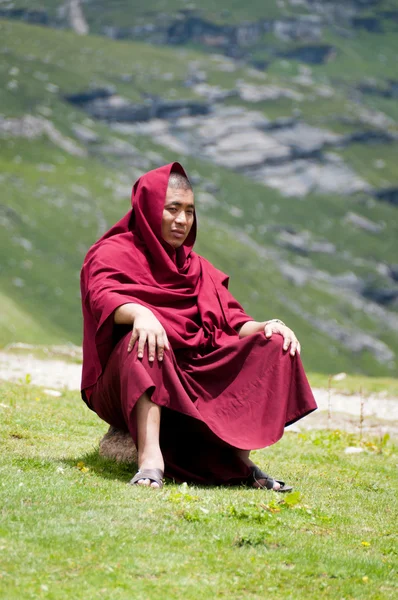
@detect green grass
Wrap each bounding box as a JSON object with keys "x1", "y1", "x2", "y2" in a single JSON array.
[
  {"x1": 307, "y1": 372, "x2": 398, "y2": 398},
  {"x1": 0, "y1": 380, "x2": 397, "y2": 599},
  {"x1": 340, "y1": 143, "x2": 398, "y2": 188}
]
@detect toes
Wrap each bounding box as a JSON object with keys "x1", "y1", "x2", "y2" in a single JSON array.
[
  {"x1": 136, "y1": 478, "x2": 160, "y2": 488},
  {"x1": 253, "y1": 478, "x2": 281, "y2": 491}
]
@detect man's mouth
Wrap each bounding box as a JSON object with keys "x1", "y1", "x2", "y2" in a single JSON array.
[{"x1": 171, "y1": 230, "x2": 186, "y2": 237}]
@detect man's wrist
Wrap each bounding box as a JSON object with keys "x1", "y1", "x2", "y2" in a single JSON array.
[
  {"x1": 265, "y1": 318, "x2": 286, "y2": 327},
  {"x1": 114, "y1": 303, "x2": 148, "y2": 324}
]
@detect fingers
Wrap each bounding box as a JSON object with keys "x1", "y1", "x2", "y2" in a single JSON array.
[
  {"x1": 264, "y1": 325, "x2": 273, "y2": 338},
  {"x1": 156, "y1": 332, "x2": 170, "y2": 361},
  {"x1": 288, "y1": 338, "x2": 300, "y2": 356},
  {"x1": 128, "y1": 329, "x2": 138, "y2": 352},
  {"x1": 163, "y1": 333, "x2": 170, "y2": 352},
  {"x1": 283, "y1": 334, "x2": 300, "y2": 356},
  {"x1": 137, "y1": 332, "x2": 147, "y2": 359},
  {"x1": 266, "y1": 324, "x2": 300, "y2": 356},
  {"x1": 133, "y1": 329, "x2": 170, "y2": 361},
  {"x1": 147, "y1": 333, "x2": 156, "y2": 362}
]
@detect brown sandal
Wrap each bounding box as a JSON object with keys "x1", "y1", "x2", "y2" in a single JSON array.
[{"x1": 129, "y1": 468, "x2": 164, "y2": 488}]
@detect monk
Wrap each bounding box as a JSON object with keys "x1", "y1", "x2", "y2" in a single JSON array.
[{"x1": 80, "y1": 162, "x2": 317, "y2": 490}]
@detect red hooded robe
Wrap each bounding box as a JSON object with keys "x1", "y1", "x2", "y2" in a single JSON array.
[{"x1": 80, "y1": 162, "x2": 317, "y2": 484}]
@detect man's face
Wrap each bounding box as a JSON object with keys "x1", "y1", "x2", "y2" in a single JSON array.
[{"x1": 161, "y1": 186, "x2": 195, "y2": 248}]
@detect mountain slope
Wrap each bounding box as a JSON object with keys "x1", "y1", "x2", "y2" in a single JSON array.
[{"x1": 0, "y1": 15, "x2": 397, "y2": 375}]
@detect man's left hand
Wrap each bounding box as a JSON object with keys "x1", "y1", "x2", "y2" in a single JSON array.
[{"x1": 264, "y1": 322, "x2": 301, "y2": 356}]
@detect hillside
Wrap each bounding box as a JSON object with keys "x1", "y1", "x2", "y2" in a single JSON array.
[{"x1": 0, "y1": 1, "x2": 398, "y2": 376}]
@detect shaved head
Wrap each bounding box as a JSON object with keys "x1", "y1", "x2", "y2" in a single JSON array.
[{"x1": 168, "y1": 172, "x2": 192, "y2": 192}]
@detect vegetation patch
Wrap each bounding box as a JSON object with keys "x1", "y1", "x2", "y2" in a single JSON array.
[{"x1": 0, "y1": 380, "x2": 397, "y2": 599}]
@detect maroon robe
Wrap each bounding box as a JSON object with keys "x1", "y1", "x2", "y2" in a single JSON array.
[{"x1": 80, "y1": 162, "x2": 317, "y2": 484}]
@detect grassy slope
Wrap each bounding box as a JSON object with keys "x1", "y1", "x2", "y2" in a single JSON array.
[
  {"x1": 0, "y1": 380, "x2": 397, "y2": 599},
  {"x1": 0, "y1": 19, "x2": 398, "y2": 375}
]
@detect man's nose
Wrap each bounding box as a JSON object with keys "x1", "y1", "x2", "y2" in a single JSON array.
[{"x1": 175, "y1": 211, "x2": 187, "y2": 224}]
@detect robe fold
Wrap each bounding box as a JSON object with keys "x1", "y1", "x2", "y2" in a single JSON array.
[{"x1": 80, "y1": 162, "x2": 317, "y2": 484}]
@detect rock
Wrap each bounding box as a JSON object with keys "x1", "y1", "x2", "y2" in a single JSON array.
[
  {"x1": 249, "y1": 158, "x2": 369, "y2": 197},
  {"x1": 156, "y1": 99, "x2": 210, "y2": 119},
  {"x1": 270, "y1": 122, "x2": 342, "y2": 155},
  {"x1": 99, "y1": 426, "x2": 137, "y2": 463},
  {"x1": 278, "y1": 262, "x2": 310, "y2": 286},
  {"x1": 229, "y1": 206, "x2": 243, "y2": 218},
  {"x1": 192, "y1": 83, "x2": 238, "y2": 102},
  {"x1": 44, "y1": 389, "x2": 62, "y2": 397},
  {"x1": 207, "y1": 129, "x2": 290, "y2": 169},
  {"x1": 196, "y1": 107, "x2": 270, "y2": 140},
  {"x1": 388, "y1": 265, "x2": 398, "y2": 283},
  {"x1": 68, "y1": 0, "x2": 89, "y2": 36},
  {"x1": 357, "y1": 107, "x2": 395, "y2": 129},
  {"x1": 279, "y1": 44, "x2": 336, "y2": 64},
  {"x1": 111, "y1": 102, "x2": 370, "y2": 198},
  {"x1": 196, "y1": 191, "x2": 219, "y2": 208},
  {"x1": 168, "y1": 16, "x2": 232, "y2": 48},
  {"x1": 236, "y1": 81, "x2": 304, "y2": 102},
  {"x1": 0, "y1": 8, "x2": 49, "y2": 25},
  {"x1": 343, "y1": 212, "x2": 384, "y2": 234},
  {"x1": 12, "y1": 237, "x2": 33, "y2": 251},
  {"x1": 65, "y1": 87, "x2": 115, "y2": 105},
  {"x1": 344, "y1": 129, "x2": 395, "y2": 145},
  {"x1": 37, "y1": 163, "x2": 56, "y2": 172},
  {"x1": 184, "y1": 62, "x2": 207, "y2": 87},
  {"x1": 276, "y1": 230, "x2": 336, "y2": 254},
  {"x1": 273, "y1": 15, "x2": 323, "y2": 42},
  {"x1": 94, "y1": 138, "x2": 139, "y2": 157},
  {"x1": 72, "y1": 123, "x2": 99, "y2": 144},
  {"x1": 374, "y1": 187, "x2": 398, "y2": 207},
  {"x1": 352, "y1": 17, "x2": 382, "y2": 33},
  {"x1": 0, "y1": 115, "x2": 86, "y2": 157},
  {"x1": 332, "y1": 372, "x2": 347, "y2": 381},
  {"x1": 210, "y1": 54, "x2": 237, "y2": 72},
  {"x1": 12, "y1": 277, "x2": 25, "y2": 288},
  {"x1": 344, "y1": 447, "x2": 365, "y2": 454},
  {"x1": 67, "y1": 90, "x2": 210, "y2": 122},
  {"x1": 362, "y1": 282, "x2": 398, "y2": 306}
]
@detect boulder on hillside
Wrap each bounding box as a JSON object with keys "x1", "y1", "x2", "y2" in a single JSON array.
[
  {"x1": 0, "y1": 115, "x2": 86, "y2": 156},
  {"x1": 374, "y1": 187, "x2": 398, "y2": 206},
  {"x1": 279, "y1": 44, "x2": 336, "y2": 64},
  {"x1": 343, "y1": 212, "x2": 384, "y2": 234},
  {"x1": 66, "y1": 90, "x2": 210, "y2": 122},
  {"x1": 0, "y1": 8, "x2": 49, "y2": 25},
  {"x1": 249, "y1": 157, "x2": 369, "y2": 197}
]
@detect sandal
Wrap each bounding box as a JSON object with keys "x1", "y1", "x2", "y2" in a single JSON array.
[
  {"x1": 129, "y1": 468, "x2": 164, "y2": 488},
  {"x1": 249, "y1": 465, "x2": 293, "y2": 493}
]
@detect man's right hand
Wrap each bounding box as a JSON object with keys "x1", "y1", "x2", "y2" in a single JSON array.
[{"x1": 114, "y1": 304, "x2": 170, "y2": 362}]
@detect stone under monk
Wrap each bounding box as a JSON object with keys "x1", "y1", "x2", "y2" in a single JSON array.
[{"x1": 80, "y1": 162, "x2": 317, "y2": 490}]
